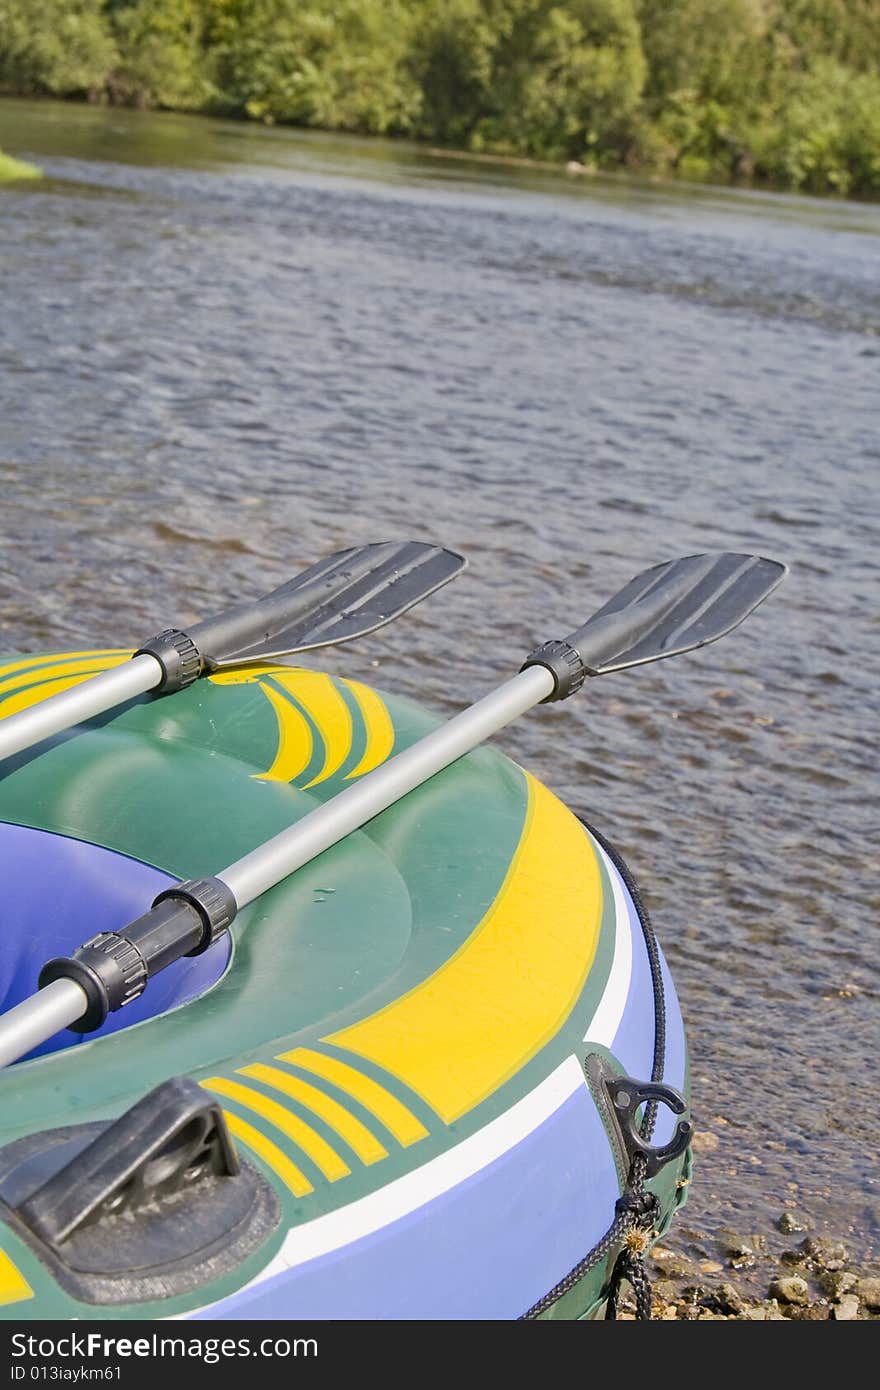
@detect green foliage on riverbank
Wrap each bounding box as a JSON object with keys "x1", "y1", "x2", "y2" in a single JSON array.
[{"x1": 1, "y1": 0, "x2": 878, "y2": 195}]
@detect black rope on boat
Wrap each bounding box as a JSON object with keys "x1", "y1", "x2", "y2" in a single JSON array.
[
  {"x1": 520, "y1": 1152, "x2": 658, "y2": 1319},
  {"x1": 519, "y1": 821, "x2": 669, "y2": 1321}
]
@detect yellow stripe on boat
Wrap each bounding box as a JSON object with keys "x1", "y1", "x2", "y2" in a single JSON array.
[
  {"x1": 294, "y1": 673, "x2": 353, "y2": 787},
  {"x1": 0, "y1": 673, "x2": 125, "y2": 718},
  {"x1": 0, "y1": 1249, "x2": 33, "y2": 1306},
  {"x1": 341, "y1": 678, "x2": 395, "y2": 778},
  {"x1": 220, "y1": 1110, "x2": 314, "y2": 1197},
  {"x1": 280, "y1": 1048, "x2": 428, "y2": 1148},
  {"x1": 239, "y1": 1063, "x2": 388, "y2": 1166},
  {"x1": 0, "y1": 650, "x2": 130, "y2": 683},
  {"x1": 327, "y1": 773, "x2": 602, "y2": 1124},
  {"x1": 210, "y1": 666, "x2": 379, "y2": 786},
  {"x1": 252, "y1": 682, "x2": 313, "y2": 783},
  {"x1": 0, "y1": 654, "x2": 132, "y2": 700},
  {"x1": 205, "y1": 1077, "x2": 350, "y2": 1182}
]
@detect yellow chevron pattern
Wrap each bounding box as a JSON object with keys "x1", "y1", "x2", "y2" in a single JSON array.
[
  {"x1": 208, "y1": 665, "x2": 396, "y2": 786},
  {"x1": 200, "y1": 1048, "x2": 429, "y2": 1197}
]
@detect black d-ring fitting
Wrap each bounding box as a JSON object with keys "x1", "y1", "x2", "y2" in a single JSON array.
[{"x1": 605, "y1": 1075, "x2": 693, "y2": 1179}]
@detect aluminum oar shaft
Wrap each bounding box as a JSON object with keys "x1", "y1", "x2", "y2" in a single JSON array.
[
  {"x1": 0, "y1": 654, "x2": 161, "y2": 762},
  {"x1": 0, "y1": 979, "x2": 89, "y2": 1068},
  {"x1": 222, "y1": 664, "x2": 555, "y2": 905}
]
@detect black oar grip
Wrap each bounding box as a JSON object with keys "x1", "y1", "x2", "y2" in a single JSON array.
[
  {"x1": 38, "y1": 878, "x2": 237, "y2": 1034},
  {"x1": 134, "y1": 629, "x2": 202, "y2": 693},
  {"x1": 520, "y1": 640, "x2": 587, "y2": 702}
]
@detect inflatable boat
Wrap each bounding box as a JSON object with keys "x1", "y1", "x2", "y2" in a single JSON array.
[{"x1": 0, "y1": 546, "x2": 784, "y2": 1320}]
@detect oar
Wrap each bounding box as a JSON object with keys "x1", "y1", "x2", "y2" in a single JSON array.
[
  {"x1": 0, "y1": 551, "x2": 786, "y2": 1068},
  {"x1": 0, "y1": 541, "x2": 465, "y2": 764}
]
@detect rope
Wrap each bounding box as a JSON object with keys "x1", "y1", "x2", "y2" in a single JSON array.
[
  {"x1": 521, "y1": 1152, "x2": 658, "y2": 1319},
  {"x1": 606, "y1": 1246, "x2": 654, "y2": 1320},
  {"x1": 603, "y1": 1154, "x2": 655, "y2": 1320}
]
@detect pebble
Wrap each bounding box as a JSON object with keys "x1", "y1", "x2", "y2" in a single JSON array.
[
  {"x1": 777, "y1": 1210, "x2": 811, "y2": 1234},
  {"x1": 651, "y1": 1248, "x2": 693, "y2": 1278},
  {"x1": 854, "y1": 1277, "x2": 880, "y2": 1310},
  {"x1": 691, "y1": 1130, "x2": 720, "y2": 1153},
  {"x1": 642, "y1": 1226, "x2": 878, "y2": 1321},
  {"x1": 832, "y1": 1295, "x2": 861, "y2": 1321},
  {"x1": 821, "y1": 1271, "x2": 858, "y2": 1298},
  {"x1": 718, "y1": 1229, "x2": 766, "y2": 1257},
  {"x1": 801, "y1": 1237, "x2": 849, "y2": 1271},
  {"x1": 769, "y1": 1275, "x2": 809, "y2": 1305},
  {"x1": 713, "y1": 1282, "x2": 748, "y2": 1316}
]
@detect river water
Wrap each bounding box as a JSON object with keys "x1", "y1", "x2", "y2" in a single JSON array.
[{"x1": 1, "y1": 99, "x2": 877, "y2": 1280}]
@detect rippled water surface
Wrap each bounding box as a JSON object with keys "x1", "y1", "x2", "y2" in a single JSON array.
[{"x1": 1, "y1": 99, "x2": 878, "y2": 1276}]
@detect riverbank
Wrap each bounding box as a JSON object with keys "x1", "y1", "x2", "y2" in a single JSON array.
[
  {"x1": 2, "y1": 1, "x2": 879, "y2": 198},
  {"x1": 640, "y1": 1221, "x2": 880, "y2": 1320}
]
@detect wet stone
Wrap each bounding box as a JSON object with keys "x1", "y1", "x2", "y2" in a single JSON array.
[
  {"x1": 650, "y1": 1248, "x2": 693, "y2": 1279},
  {"x1": 769, "y1": 1275, "x2": 809, "y2": 1305},
  {"x1": 831, "y1": 1294, "x2": 861, "y2": 1321},
  {"x1": 787, "y1": 1303, "x2": 830, "y2": 1321},
  {"x1": 718, "y1": 1228, "x2": 766, "y2": 1258},
  {"x1": 820, "y1": 1271, "x2": 858, "y2": 1298},
  {"x1": 855, "y1": 1277, "x2": 880, "y2": 1310},
  {"x1": 691, "y1": 1130, "x2": 720, "y2": 1153},
  {"x1": 777, "y1": 1210, "x2": 811, "y2": 1234},
  {"x1": 781, "y1": 1247, "x2": 807, "y2": 1266},
  {"x1": 801, "y1": 1237, "x2": 849, "y2": 1271},
  {"x1": 709, "y1": 1282, "x2": 749, "y2": 1316}
]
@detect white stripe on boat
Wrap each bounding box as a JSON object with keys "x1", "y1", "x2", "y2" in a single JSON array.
[
  {"x1": 176, "y1": 1054, "x2": 587, "y2": 1316},
  {"x1": 582, "y1": 841, "x2": 633, "y2": 1047}
]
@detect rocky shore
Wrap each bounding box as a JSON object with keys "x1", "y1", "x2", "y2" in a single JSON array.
[{"x1": 626, "y1": 1218, "x2": 880, "y2": 1320}]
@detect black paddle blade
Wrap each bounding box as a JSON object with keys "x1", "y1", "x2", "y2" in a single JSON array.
[
  {"x1": 567, "y1": 552, "x2": 787, "y2": 676},
  {"x1": 191, "y1": 541, "x2": 466, "y2": 668}
]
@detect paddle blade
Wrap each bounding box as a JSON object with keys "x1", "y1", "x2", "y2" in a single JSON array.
[
  {"x1": 567, "y1": 552, "x2": 787, "y2": 675},
  {"x1": 193, "y1": 541, "x2": 466, "y2": 667}
]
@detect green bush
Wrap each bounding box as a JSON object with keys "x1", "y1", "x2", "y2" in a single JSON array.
[
  {"x1": 0, "y1": 0, "x2": 117, "y2": 96},
  {"x1": 751, "y1": 59, "x2": 880, "y2": 195},
  {"x1": 207, "y1": 0, "x2": 419, "y2": 132},
  {"x1": 106, "y1": 0, "x2": 214, "y2": 108}
]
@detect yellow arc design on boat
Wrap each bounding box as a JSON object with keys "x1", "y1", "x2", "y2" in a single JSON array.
[
  {"x1": 341, "y1": 679, "x2": 395, "y2": 779},
  {"x1": 0, "y1": 1249, "x2": 32, "y2": 1306},
  {"x1": 0, "y1": 651, "x2": 131, "y2": 692},
  {"x1": 328, "y1": 773, "x2": 602, "y2": 1124},
  {"x1": 209, "y1": 665, "x2": 395, "y2": 785}
]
